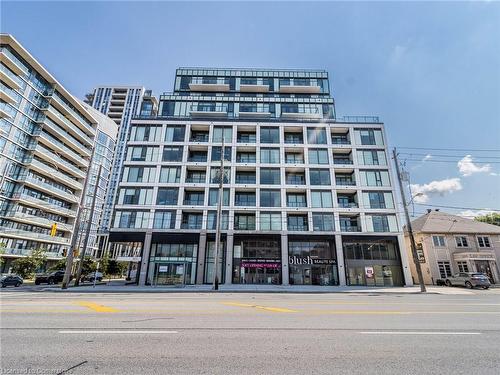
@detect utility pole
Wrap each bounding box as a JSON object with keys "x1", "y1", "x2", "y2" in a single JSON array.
[
  {"x1": 74, "y1": 164, "x2": 102, "y2": 286},
  {"x1": 213, "y1": 137, "x2": 224, "y2": 291},
  {"x1": 62, "y1": 148, "x2": 95, "y2": 289},
  {"x1": 393, "y1": 148, "x2": 426, "y2": 292}
]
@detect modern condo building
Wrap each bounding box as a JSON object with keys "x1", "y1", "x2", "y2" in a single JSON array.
[
  {"x1": 0, "y1": 34, "x2": 97, "y2": 271},
  {"x1": 109, "y1": 67, "x2": 413, "y2": 287}
]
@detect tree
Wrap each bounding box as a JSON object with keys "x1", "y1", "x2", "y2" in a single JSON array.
[
  {"x1": 475, "y1": 213, "x2": 500, "y2": 227},
  {"x1": 0, "y1": 241, "x2": 6, "y2": 267},
  {"x1": 104, "y1": 260, "x2": 122, "y2": 278},
  {"x1": 11, "y1": 249, "x2": 47, "y2": 278},
  {"x1": 48, "y1": 258, "x2": 67, "y2": 272},
  {"x1": 80, "y1": 256, "x2": 97, "y2": 276}
]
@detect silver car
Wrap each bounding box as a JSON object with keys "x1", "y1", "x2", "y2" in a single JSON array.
[{"x1": 445, "y1": 272, "x2": 491, "y2": 289}]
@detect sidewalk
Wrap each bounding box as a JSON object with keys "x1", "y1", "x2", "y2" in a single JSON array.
[{"x1": 39, "y1": 283, "x2": 477, "y2": 295}]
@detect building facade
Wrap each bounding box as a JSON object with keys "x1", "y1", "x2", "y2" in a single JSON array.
[
  {"x1": 109, "y1": 67, "x2": 413, "y2": 287},
  {"x1": 0, "y1": 34, "x2": 97, "y2": 271},
  {"x1": 84, "y1": 86, "x2": 157, "y2": 254},
  {"x1": 405, "y1": 210, "x2": 500, "y2": 285}
]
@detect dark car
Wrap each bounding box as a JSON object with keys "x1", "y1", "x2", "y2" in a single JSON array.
[
  {"x1": 1, "y1": 274, "x2": 23, "y2": 288},
  {"x1": 34, "y1": 270, "x2": 71, "y2": 285}
]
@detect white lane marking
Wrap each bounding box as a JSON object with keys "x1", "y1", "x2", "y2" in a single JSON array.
[
  {"x1": 359, "y1": 331, "x2": 480, "y2": 335},
  {"x1": 58, "y1": 330, "x2": 178, "y2": 334}
]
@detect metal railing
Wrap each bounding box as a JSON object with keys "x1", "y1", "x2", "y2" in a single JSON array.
[{"x1": 336, "y1": 115, "x2": 381, "y2": 123}]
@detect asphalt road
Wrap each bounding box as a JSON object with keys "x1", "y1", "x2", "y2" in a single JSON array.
[{"x1": 1, "y1": 289, "x2": 500, "y2": 374}]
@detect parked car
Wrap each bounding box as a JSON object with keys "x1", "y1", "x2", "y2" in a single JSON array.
[
  {"x1": 445, "y1": 272, "x2": 491, "y2": 289},
  {"x1": 81, "y1": 271, "x2": 103, "y2": 283},
  {"x1": 34, "y1": 270, "x2": 70, "y2": 285},
  {"x1": 1, "y1": 274, "x2": 23, "y2": 288}
]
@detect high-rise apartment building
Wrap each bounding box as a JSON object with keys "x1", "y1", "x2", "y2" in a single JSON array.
[
  {"x1": 85, "y1": 86, "x2": 157, "y2": 254},
  {"x1": 0, "y1": 34, "x2": 98, "y2": 271},
  {"x1": 109, "y1": 67, "x2": 413, "y2": 287}
]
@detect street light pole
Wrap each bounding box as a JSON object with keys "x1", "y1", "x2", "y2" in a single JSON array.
[
  {"x1": 393, "y1": 148, "x2": 426, "y2": 292},
  {"x1": 213, "y1": 137, "x2": 225, "y2": 291},
  {"x1": 74, "y1": 164, "x2": 102, "y2": 286}
]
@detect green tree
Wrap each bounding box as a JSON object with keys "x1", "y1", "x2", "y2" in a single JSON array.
[
  {"x1": 48, "y1": 258, "x2": 67, "y2": 272},
  {"x1": 81, "y1": 256, "x2": 97, "y2": 276},
  {"x1": 0, "y1": 241, "x2": 6, "y2": 267},
  {"x1": 11, "y1": 249, "x2": 47, "y2": 278},
  {"x1": 105, "y1": 260, "x2": 121, "y2": 278},
  {"x1": 475, "y1": 213, "x2": 500, "y2": 227}
]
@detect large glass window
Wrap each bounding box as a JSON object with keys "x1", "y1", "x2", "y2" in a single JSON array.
[
  {"x1": 114, "y1": 211, "x2": 150, "y2": 229},
  {"x1": 311, "y1": 191, "x2": 333, "y2": 208},
  {"x1": 287, "y1": 193, "x2": 307, "y2": 207},
  {"x1": 234, "y1": 213, "x2": 256, "y2": 230},
  {"x1": 308, "y1": 149, "x2": 329, "y2": 164},
  {"x1": 131, "y1": 126, "x2": 161, "y2": 142},
  {"x1": 368, "y1": 192, "x2": 386, "y2": 209},
  {"x1": 287, "y1": 215, "x2": 308, "y2": 231},
  {"x1": 210, "y1": 167, "x2": 230, "y2": 184},
  {"x1": 260, "y1": 127, "x2": 280, "y2": 144},
  {"x1": 371, "y1": 215, "x2": 390, "y2": 232},
  {"x1": 236, "y1": 152, "x2": 256, "y2": 163},
  {"x1": 156, "y1": 188, "x2": 178, "y2": 205},
  {"x1": 164, "y1": 125, "x2": 185, "y2": 142},
  {"x1": 235, "y1": 170, "x2": 256, "y2": 184},
  {"x1": 237, "y1": 131, "x2": 256, "y2": 143},
  {"x1": 183, "y1": 191, "x2": 205, "y2": 205},
  {"x1": 211, "y1": 146, "x2": 231, "y2": 161},
  {"x1": 285, "y1": 152, "x2": 303, "y2": 164},
  {"x1": 185, "y1": 170, "x2": 206, "y2": 183},
  {"x1": 438, "y1": 261, "x2": 452, "y2": 278},
  {"x1": 235, "y1": 191, "x2": 256, "y2": 206},
  {"x1": 260, "y1": 168, "x2": 280, "y2": 184},
  {"x1": 307, "y1": 128, "x2": 327, "y2": 144},
  {"x1": 128, "y1": 146, "x2": 159, "y2": 162},
  {"x1": 125, "y1": 167, "x2": 156, "y2": 183},
  {"x1": 284, "y1": 132, "x2": 303, "y2": 144},
  {"x1": 432, "y1": 235, "x2": 446, "y2": 247},
  {"x1": 213, "y1": 126, "x2": 232, "y2": 142},
  {"x1": 159, "y1": 167, "x2": 181, "y2": 183},
  {"x1": 260, "y1": 148, "x2": 280, "y2": 163},
  {"x1": 288, "y1": 241, "x2": 337, "y2": 286},
  {"x1": 119, "y1": 188, "x2": 153, "y2": 205},
  {"x1": 286, "y1": 172, "x2": 306, "y2": 185},
  {"x1": 312, "y1": 213, "x2": 335, "y2": 231},
  {"x1": 260, "y1": 212, "x2": 282, "y2": 231},
  {"x1": 309, "y1": 169, "x2": 331, "y2": 185},
  {"x1": 162, "y1": 146, "x2": 183, "y2": 162},
  {"x1": 260, "y1": 189, "x2": 281, "y2": 207},
  {"x1": 181, "y1": 212, "x2": 203, "y2": 229},
  {"x1": 208, "y1": 188, "x2": 230, "y2": 206},
  {"x1": 153, "y1": 210, "x2": 176, "y2": 229},
  {"x1": 207, "y1": 211, "x2": 229, "y2": 230}
]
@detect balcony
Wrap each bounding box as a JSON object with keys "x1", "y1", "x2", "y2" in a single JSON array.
[
  {"x1": 280, "y1": 82, "x2": 321, "y2": 94},
  {"x1": 340, "y1": 225, "x2": 361, "y2": 232},
  {"x1": 51, "y1": 94, "x2": 95, "y2": 136},
  {"x1": 335, "y1": 177, "x2": 356, "y2": 186},
  {"x1": 333, "y1": 157, "x2": 353, "y2": 165},
  {"x1": 45, "y1": 106, "x2": 94, "y2": 147},
  {"x1": 190, "y1": 104, "x2": 228, "y2": 117},
  {"x1": 30, "y1": 159, "x2": 83, "y2": 191},
  {"x1": 0, "y1": 48, "x2": 29, "y2": 77},
  {"x1": 190, "y1": 132, "x2": 209, "y2": 142},
  {"x1": 338, "y1": 201, "x2": 358, "y2": 209},
  {"x1": 2, "y1": 211, "x2": 73, "y2": 232},
  {"x1": 34, "y1": 144, "x2": 86, "y2": 179},
  {"x1": 0, "y1": 227, "x2": 70, "y2": 246},
  {"x1": 37, "y1": 131, "x2": 87, "y2": 167},
  {"x1": 281, "y1": 107, "x2": 321, "y2": 120},
  {"x1": 23, "y1": 175, "x2": 79, "y2": 204},
  {"x1": 238, "y1": 109, "x2": 271, "y2": 118},
  {"x1": 332, "y1": 135, "x2": 350, "y2": 145},
  {"x1": 14, "y1": 193, "x2": 76, "y2": 218},
  {"x1": 0, "y1": 87, "x2": 18, "y2": 105},
  {"x1": 0, "y1": 64, "x2": 23, "y2": 90},
  {"x1": 0, "y1": 247, "x2": 62, "y2": 259},
  {"x1": 189, "y1": 78, "x2": 230, "y2": 92},
  {"x1": 240, "y1": 83, "x2": 269, "y2": 93},
  {"x1": 43, "y1": 117, "x2": 91, "y2": 157}
]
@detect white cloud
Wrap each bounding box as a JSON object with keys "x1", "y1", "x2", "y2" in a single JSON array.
[
  {"x1": 410, "y1": 178, "x2": 463, "y2": 203},
  {"x1": 422, "y1": 154, "x2": 432, "y2": 161},
  {"x1": 457, "y1": 155, "x2": 491, "y2": 177},
  {"x1": 458, "y1": 210, "x2": 496, "y2": 219}
]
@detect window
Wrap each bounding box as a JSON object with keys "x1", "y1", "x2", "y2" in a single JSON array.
[
  {"x1": 359, "y1": 129, "x2": 376, "y2": 145},
  {"x1": 284, "y1": 132, "x2": 303, "y2": 144},
  {"x1": 119, "y1": 188, "x2": 152, "y2": 205},
  {"x1": 260, "y1": 212, "x2": 282, "y2": 231},
  {"x1": 368, "y1": 192, "x2": 386, "y2": 209},
  {"x1": 311, "y1": 191, "x2": 333, "y2": 208},
  {"x1": 236, "y1": 152, "x2": 256, "y2": 163},
  {"x1": 131, "y1": 126, "x2": 161, "y2": 142},
  {"x1": 190, "y1": 130, "x2": 209, "y2": 142},
  {"x1": 164, "y1": 126, "x2": 185, "y2": 142},
  {"x1": 286, "y1": 172, "x2": 305, "y2": 185},
  {"x1": 307, "y1": 128, "x2": 327, "y2": 144},
  {"x1": 260, "y1": 127, "x2": 280, "y2": 144},
  {"x1": 128, "y1": 146, "x2": 158, "y2": 162},
  {"x1": 181, "y1": 212, "x2": 203, "y2": 229},
  {"x1": 285, "y1": 152, "x2": 303, "y2": 164},
  {"x1": 260, "y1": 148, "x2": 280, "y2": 163},
  {"x1": 287, "y1": 215, "x2": 308, "y2": 231},
  {"x1": 260, "y1": 168, "x2": 280, "y2": 184},
  {"x1": 159, "y1": 167, "x2": 181, "y2": 183},
  {"x1": 360, "y1": 170, "x2": 390, "y2": 186},
  {"x1": 455, "y1": 236, "x2": 468, "y2": 247},
  {"x1": 207, "y1": 211, "x2": 229, "y2": 230},
  {"x1": 235, "y1": 170, "x2": 256, "y2": 184},
  {"x1": 308, "y1": 149, "x2": 329, "y2": 164},
  {"x1": 125, "y1": 167, "x2": 156, "y2": 183},
  {"x1": 260, "y1": 190, "x2": 281, "y2": 207},
  {"x1": 477, "y1": 236, "x2": 491, "y2": 248},
  {"x1": 185, "y1": 170, "x2": 206, "y2": 183},
  {"x1": 457, "y1": 261, "x2": 469, "y2": 273},
  {"x1": 114, "y1": 211, "x2": 150, "y2": 229},
  {"x1": 312, "y1": 213, "x2": 335, "y2": 231},
  {"x1": 309, "y1": 169, "x2": 331, "y2": 185},
  {"x1": 162, "y1": 146, "x2": 183, "y2": 162},
  {"x1": 188, "y1": 150, "x2": 207, "y2": 162},
  {"x1": 234, "y1": 213, "x2": 256, "y2": 230},
  {"x1": 156, "y1": 188, "x2": 178, "y2": 205},
  {"x1": 237, "y1": 132, "x2": 256, "y2": 143},
  {"x1": 213, "y1": 126, "x2": 232, "y2": 142},
  {"x1": 358, "y1": 150, "x2": 386, "y2": 166},
  {"x1": 432, "y1": 236, "x2": 446, "y2": 247},
  {"x1": 153, "y1": 211, "x2": 176, "y2": 229},
  {"x1": 287, "y1": 193, "x2": 307, "y2": 207},
  {"x1": 211, "y1": 146, "x2": 231, "y2": 161},
  {"x1": 184, "y1": 191, "x2": 204, "y2": 205},
  {"x1": 208, "y1": 188, "x2": 230, "y2": 206},
  {"x1": 372, "y1": 215, "x2": 390, "y2": 232},
  {"x1": 438, "y1": 261, "x2": 452, "y2": 278},
  {"x1": 210, "y1": 167, "x2": 230, "y2": 183},
  {"x1": 235, "y1": 191, "x2": 256, "y2": 206}
]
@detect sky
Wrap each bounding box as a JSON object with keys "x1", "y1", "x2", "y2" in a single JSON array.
[{"x1": 2, "y1": 0, "x2": 499, "y2": 219}]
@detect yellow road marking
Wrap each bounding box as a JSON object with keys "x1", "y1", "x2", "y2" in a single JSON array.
[
  {"x1": 76, "y1": 301, "x2": 120, "y2": 313},
  {"x1": 223, "y1": 302, "x2": 297, "y2": 313}
]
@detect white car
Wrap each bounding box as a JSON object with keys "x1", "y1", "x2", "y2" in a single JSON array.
[{"x1": 445, "y1": 272, "x2": 490, "y2": 289}]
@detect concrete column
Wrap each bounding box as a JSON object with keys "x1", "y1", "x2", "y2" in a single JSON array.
[
  {"x1": 281, "y1": 234, "x2": 289, "y2": 285},
  {"x1": 196, "y1": 232, "x2": 207, "y2": 285},
  {"x1": 138, "y1": 231, "x2": 153, "y2": 286},
  {"x1": 335, "y1": 234, "x2": 347, "y2": 286},
  {"x1": 397, "y1": 234, "x2": 414, "y2": 286},
  {"x1": 225, "y1": 233, "x2": 234, "y2": 284}
]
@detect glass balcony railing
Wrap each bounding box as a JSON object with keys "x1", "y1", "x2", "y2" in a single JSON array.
[
  {"x1": 46, "y1": 106, "x2": 94, "y2": 146},
  {"x1": 30, "y1": 159, "x2": 82, "y2": 190},
  {"x1": 24, "y1": 175, "x2": 78, "y2": 203},
  {"x1": 333, "y1": 158, "x2": 353, "y2": 165},
  {"x1": 185, "y1": 176, "x2": 206, "y2": 183},
  {"x1": 43, "y1": 117, "x2": 90, "y2": 155},
  {"x1": 39, "y1": 131, "x2": 87, "y2": 166},
  {"x1": 35, "y1": 144, "x2": 85, "y2": 177},
  {"x1": 0, "y1": 64, "x2": 26, "y2": 89},
  {"x1": 190, "y1": 104, "x2": 228, "y2": 115},
  {"x1": 191, "y1": 77, "x2": 229, "y2": 85},
  {"x1": 0, "y1": 227, "x2": 70, "y2": 245},
  {"x1": 338, "y1": 201, "x2": 358, "y2": 208},
  {"x1": 287, "y1": 224, "x2": 308, "y2": 231},
  {"x1": 335, "y1": 178, "x2": 356, "y2": 186},
  {"x1": 190, "y1": 133, "x2": 209, "y2": 142},
  {"x1": 0, "y1": 47, "x2": 30, "y2": 76},
  {"x1": 340, "y1": 225, "x2": 361, "y2": 232},
  {"x1": 14, "y1": 193, "x2": 76, "y2": 217},
  {"x1": 52, "y1": 93, "x2": 95, "y2": 134},
  {"x1": 332, "y1": 136, "x2": 350, "y2": 145}
]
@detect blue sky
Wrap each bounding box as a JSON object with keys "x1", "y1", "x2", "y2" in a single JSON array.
[{"x1": 2, "y1": 1, "x2": 499, "y2": 218}]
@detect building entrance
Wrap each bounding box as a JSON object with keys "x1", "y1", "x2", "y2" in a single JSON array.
[{"x1": 153, "y1": 262, "x2": 191, "y2": 285}]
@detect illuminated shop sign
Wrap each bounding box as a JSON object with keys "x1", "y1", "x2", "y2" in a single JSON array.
[
  {"x1": 240, "y1": 258, "x2": 281, "y2": 269},
  {"x1": 288, "y1": 256, "x2": 336, "y2": 265}
]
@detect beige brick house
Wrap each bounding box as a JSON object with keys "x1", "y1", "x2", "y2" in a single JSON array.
[{"x1": 404, "y1": 210, "x2": 500, "y2": 285}]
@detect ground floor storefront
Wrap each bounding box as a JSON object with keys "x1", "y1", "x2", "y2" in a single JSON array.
[{"x1": 108, "y1": 232, "x2": 411, "y2": 287}]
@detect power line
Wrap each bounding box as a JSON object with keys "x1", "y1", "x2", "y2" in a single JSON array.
[
  {"x1": 399, "y1": 152, "x2": 500, "y2": 160},
  {"x1": 403, "y1": 159, "x2": 500, "y2": 164},
  {"x1": 397, "y1": 146, "x2": 500, "y2": 152},
  {"x1": 414, "y1": 203, "x2": 500, "y2": 212}
]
